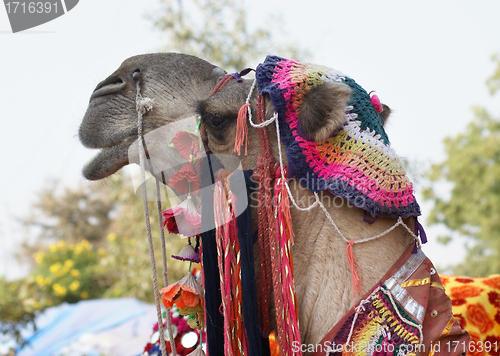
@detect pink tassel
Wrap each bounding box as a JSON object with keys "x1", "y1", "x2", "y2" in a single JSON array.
[
  {"x1": 214, "y1": 180, "x2": 247, "y2": 356},
  {"x1": 272, "y1": 166, "x2": 302, "y2": 356},
  {"x1": 346, "y1": 240, "x2": 363, "y2": 300},
  {"x1": 234, "y1": 103, "x2": 250, "y2": 156},
  {"x1": 214, "y1": 182, "x2": 232, "y2": 356}
]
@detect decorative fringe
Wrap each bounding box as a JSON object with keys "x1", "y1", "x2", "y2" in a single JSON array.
[
  {"x1": 345, "y1": 240, "x2": 363, "y2": 300},
  {"x1": 273, "y1": 166, "x2": 302, "y2": 356},
  {"x1": 214, "y1": 178, "x2": 248, "y2": 356},
  {"x1": 234, "y1": 103, "x2": 250, "y2": 156}
]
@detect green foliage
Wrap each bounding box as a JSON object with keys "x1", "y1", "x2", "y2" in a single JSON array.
[
  {"x1": 32, "y1": 239, "x2": 114, "y2": 304},
  {"x1": 152, "y1": 0, "x2": 307, "y2": 71},
  {"x1": 424, "y1": 58, "x2": 500, "y2": 276},
  {"x1": 0, "y1": 277, "x2": 37, "y2": 344}
]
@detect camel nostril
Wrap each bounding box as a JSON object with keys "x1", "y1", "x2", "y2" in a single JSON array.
[
  {"x1": 92, "y1": 76, "x2": 124, "y2": 94},
  {"x1": 91, "y1": 76, "x2": 126, "y2": 101}
]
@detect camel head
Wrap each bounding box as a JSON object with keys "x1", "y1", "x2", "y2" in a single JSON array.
[
  {"x1": 79, "y1": 53, "x2": 227, "y2": 181},
  {"x1": 79, "y1": 52, "x2": 387, "y2": 181}
]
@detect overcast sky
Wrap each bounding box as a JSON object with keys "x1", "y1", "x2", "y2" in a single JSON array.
[{"x1": 1, "y1": 0, "x2": 500, "y2": 279}]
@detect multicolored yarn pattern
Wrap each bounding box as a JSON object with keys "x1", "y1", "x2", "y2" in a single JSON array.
[
  {"x1": 256, "y1": 56, "x2": 421, "y2": 218},
  {"x1": 328, "y1": 284, "x2": 421, "y2": 356}
]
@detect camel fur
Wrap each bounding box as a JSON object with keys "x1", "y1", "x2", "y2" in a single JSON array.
[{"x1": 79, "y1": 53, "x2": 417, "y2": 352}]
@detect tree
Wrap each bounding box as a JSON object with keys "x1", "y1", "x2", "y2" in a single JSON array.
[
  {"x1": 21, "y1": 179, "x2": 114, "y2": 250},
  {"x1": 4, "y1": 0, "x2": 307, "y2": 344},
  {"x1": 152, "y1": 0, "x2": 307, "y2": 72},
  {"x1": 2, "y1": 175, "x2": 187, "y2": 343},
  {"x1": 423, "y1": 57, "x2": 500, "y2": 276}
]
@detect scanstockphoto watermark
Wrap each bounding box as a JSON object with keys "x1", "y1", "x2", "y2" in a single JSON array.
[
  {"x1": 248, "y1": 174, "x2": 366, "y2": 210},
  {"x1": 291, "y1": 341, "x2": 436, "y2": 354},
  {"x1": 3, "y1": 0, "x2": 79, "y2": 33}
]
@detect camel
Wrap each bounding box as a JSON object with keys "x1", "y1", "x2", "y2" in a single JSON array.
[{"x1": 79, "y1": 53, "x2": 468, "y2": 355}]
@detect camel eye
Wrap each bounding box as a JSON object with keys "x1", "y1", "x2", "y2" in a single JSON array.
[{"x1": 203, "y1": 113, "x2": 224, "y2": 129}]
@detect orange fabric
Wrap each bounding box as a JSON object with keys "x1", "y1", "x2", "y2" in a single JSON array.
[{"x1": 441, "y1": 275, "x2": 500, "y2": 356}]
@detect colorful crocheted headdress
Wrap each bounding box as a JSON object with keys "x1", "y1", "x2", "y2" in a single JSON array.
[{"x1": 256, "y1": 55, "x2": 421, "y2": 218}]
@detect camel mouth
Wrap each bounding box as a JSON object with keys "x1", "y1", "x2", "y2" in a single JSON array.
[{"x1": 82, "y1": 137, "x2": 136, "y2": 180}]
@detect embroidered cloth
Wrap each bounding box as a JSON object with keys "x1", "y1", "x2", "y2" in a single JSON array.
[
  {"x1": 256, "y1": 56, "x2": 421, "y2": 218},
  {"x1": 312, "y1": 247, "x2": 470, "y2": 356}
]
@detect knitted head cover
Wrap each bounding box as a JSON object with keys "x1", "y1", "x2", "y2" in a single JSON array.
[{"x1": 256, "y1": 55, "x2": 421, "y2": 218}]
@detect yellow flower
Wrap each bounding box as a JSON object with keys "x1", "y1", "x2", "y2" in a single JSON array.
[
  {"x1": 33, "y1": 251, "x2": 44, "y2": 264},
  {"x1": 80, "y1": 291, "x2": 89, "y2": 299},
  {"x1": 107, "y1": 233, "x2": 117, "y2": 241},
  {"x1": 57, "y1": 240, "x2": 65, "y2": 248},
  {"x1": 49, "y1": 244, "x2": 57, "y2": 253},
  {"x1": 33, "y1": 301, "x2": 40, "y2": 309},
  {"x1": 52, "y1": 283, "x2": 67, "y2": 297},
  {"x1": 64, "y1": 259, "x2": 74, "y2": 269},
  {"x1": 70, "y1": 269, "x2": 80, "y2": 278},
  {"x1": 98, "y1": 248, "x2": 106, "y2": 256},
  {"x1": 74, "y1": 245, "x2": 84, "y2": 255},
  {"x1": 49, "y1": 262, "x2": 62, "y2": 274},
  {"x1": 36, "y1": 275, "x2": 45, "y2": 286},
  {"x1": 81, "y1": 239, "x2": 92, "y2": 250},
  {"x1": 69, "y1": 280, "x2": 80, "y2": 291}
]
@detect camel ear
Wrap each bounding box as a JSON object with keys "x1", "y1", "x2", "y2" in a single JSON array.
[
  {"x1": 378, "y1": 104, "x2": 391, "y2": 126},
  {"x1": 299, "y1": 81, "x2": 352, "y2": 142}
]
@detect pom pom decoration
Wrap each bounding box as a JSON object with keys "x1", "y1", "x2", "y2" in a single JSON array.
[{"x1": 370, "y1": 92, "x2": 384, "y2": 113}]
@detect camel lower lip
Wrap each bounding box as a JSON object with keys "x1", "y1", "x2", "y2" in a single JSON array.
[{"x1": 82, "y1": 139, "x2": 135, "y2": 180}]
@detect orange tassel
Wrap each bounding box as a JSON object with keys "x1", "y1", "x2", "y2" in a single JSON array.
[
  {"x1": 346, "y1": 240, "x2": 363, "y2": 300},
  {"x1": 234, "y1": 103, "x2": 250, "y2": 155}
]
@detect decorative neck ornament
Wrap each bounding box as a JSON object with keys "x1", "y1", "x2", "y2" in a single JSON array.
[{"x1": 255, "y1": 55, "x2": 421, "y2": 219}]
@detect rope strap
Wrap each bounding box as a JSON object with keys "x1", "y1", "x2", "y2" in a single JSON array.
[{"x1": 135, "y1": 79, "x2": 177, "y2": 356}]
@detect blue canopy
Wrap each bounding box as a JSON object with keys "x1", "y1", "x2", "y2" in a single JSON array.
[{"x1": 16, "y1": 298, "x2": 156, "y2": 356}]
